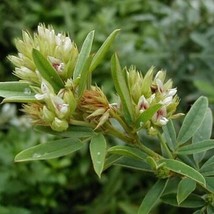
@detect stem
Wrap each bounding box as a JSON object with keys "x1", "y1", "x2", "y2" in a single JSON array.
[
  {"x1": 105, "y1": 123, "x2": 133, "y2": 143},
  {"x1": 157, "y1": 132, "x2": 173, "y2": 159},
  {"x1": 110, "y1": 109, "x2": 132, "y2": 134},
  {"x1": 106, "y1": 122, "x2": 161, "y2": 159},
  {"x1": 135, "y1": 138, "x2": 162, "y2": 159}
]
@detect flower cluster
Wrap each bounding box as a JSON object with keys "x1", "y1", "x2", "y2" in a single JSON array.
[
  {"x1": 7, "y1": 24, "x2": 180, "y2": 134},
  {"x1": 8, "y1": 24, "x2": 79, "y2": 131},
  {"x1": 8, "y1": 24, "x2": 78, "y2": 84},
  {"x1": 127, "y1": 66, "x2": 180, "y2": 132}
]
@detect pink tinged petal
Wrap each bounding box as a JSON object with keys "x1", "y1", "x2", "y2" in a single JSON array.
[
  {"x1": 58, "y1": 103, "x2": 69, "y2": 114},
  {"x1": 51, "y1": 95, "x2": 68, "y2": 114},
  {"x1": 153, "y1": 107, "x2": 168, "y2": 125},
  {"x1": 48, "y1": 56, "x2": 64, "y2": 72},
  {"x1": 138, "y1": 95, "x2": 149, "y2": 112}
]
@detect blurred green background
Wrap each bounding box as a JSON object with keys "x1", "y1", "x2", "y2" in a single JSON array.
[{"x1": 0, "y1": 0, "x2": 214, "y2": 213}]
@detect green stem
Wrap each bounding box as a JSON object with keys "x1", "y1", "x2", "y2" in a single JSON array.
[
  {"x1": 105, "y1": 123, "x2": 133, "y2": 143},
  {"x1": 135, "y1": 138, "x2": 162, "y2": 159},
  {"x1": 110, "y1": 109, "x2": 132, "y2": 134},
  {"x1": 106, "y1": 122, "x2": 161, "y2": 159},
  {"x1": 157, "y1": 132, "x2": 173, "y2": 159}
]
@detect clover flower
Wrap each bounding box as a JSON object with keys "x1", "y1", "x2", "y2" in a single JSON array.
[
  {"x1": 127, "y1": 67, "x2": 180, "y2": 130},
  {"x1": 23, "y1": 79, "x2": 77, "y2": 132},
  {"x1": 8, "y1": 24, "x2": 78, "y2": 84}
]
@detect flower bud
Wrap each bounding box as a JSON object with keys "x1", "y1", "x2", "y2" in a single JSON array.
[
  {"x1": 42, "y1": 106, "x2": 55, "y2": 123},
  {"x1": 79, "y1": 86, "x2": 110, "y2": 128},
  {"x1": 51, "y1": 117, "x2": 69, "y2": 132}
]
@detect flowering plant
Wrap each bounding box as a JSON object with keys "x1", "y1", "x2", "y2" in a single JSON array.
[{"x1": 0, "y1": 25, "x2": 214, "y2": 213}]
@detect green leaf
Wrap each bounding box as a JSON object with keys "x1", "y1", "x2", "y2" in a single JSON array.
[
  {"x1": 108, "y1": 145, "x2": 147, "y2": 160},
  {"x1": 115, "y1": 157, "x2": 151, "y2": 172},
  {"x1": 205, "y1": 177, "x2": 214, "y2": 192},
  {"x1": 207, "y1": 205, "x2": 214, "y2": 214},
  {"x1": 0, "y1": 82, "x2": 36, "y2": 102},
  {"x1": 194, "y1": 80, "x2": 214, "y2": 99},
  {"x1": 138, "y1": 179, "x2": 168, "y2": 214},
  {"x1": 163, "y1": 119, "x2": 177, "y2": 151},
  {"x1": 161, "y1": 193, "x2": 205, "y2": 208},
  {"x1": 177, "y1": 178, "x2": 196, "y2": 205},
  {"x1": 159, "y1": 159, "x2": 206, "y2": 186},
  {"x1": 201, "y1": 155, "x2": 214, "y2": 169},
  {"x1": 77, "y1": 56, "x2": 92, "y2": 97},
  {"x1": 15, "y1": 138, "x2": 83, "y2": 162},
  {"x1": 35, "y1": 125, "x2": 94, "y2": 139},
  {"x1": 32, "y1": 49, "x2": 64, "y2": 92},
  {"x1": 176, "y1": 140, "x2": 214, "y2": 155},
  {"x1": 136, "y1": 104, "x2": 162, "y2": 128},
  {"x1": 89, "y1": 133, "x2": 107, "y2": 178},
  {"x1": 89, "y1": 29, "x2": 120, "y2": 72},
  {"x1": 200, "y1": 156, "x2": 214, "y2": 176},
  {"x1": 177, "y1": 96, "x2": 208, "y2": 145},
  {"x1": 111, "y1": 54, "x2": 134, "y2": 122},
  {"x1": 103, "y1": 154, "x2": 122, "y2": 170},
  {"x1": 73, "y1": 30, "x2": 94, "y2": 80},
  {"x1": 200, "y1": 162, "x2": 214, "y2": 177},
  {"x1": 192, "y1": 108, "x2": 213, "y2": 164},
  {"x1": 193, "y1": 210, "x2": 202, "y2": 214}
]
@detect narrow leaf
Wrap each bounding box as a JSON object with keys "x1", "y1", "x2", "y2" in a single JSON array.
[
  {"x1": 77, "y1": 56, "x2": 92, "y2": 97},
  {"x1": 15, "y1": 138, "x2": 83, "y2": 162},
  {"x1": 104, "y1": 154, "x2": 122, "y2": 170},
  {"x1": 161, "y1": 193, "x2": 205, "y2": 208},
  {"x1": 32, "y1": 49, "x2": 64, "y2": 91},
  {"x1": 163, "y1": 119, "x2": 177, "y2": 151},
  {"x1": 159, "y1": 159, "x2": 206, "y2": 186},
  {"x1": 35, "y1": 125, "x2": 94, "y2": 139},
  {"x1": 108, "y1": 145, "x2": 147, "y2": 160},
  {"x1": 0, "y1": 82, "x2": 36, "y2": 102},
  {"x1": 138, "y1": 179, "x2": 168, "y2": 214},
  {"x1": 177, "y1": 178, "x2": 196, "y2": 204},
  {"x1": 205, "y1": 177, "x2": 214, "y2": 192},
  {"x1": 111, "y1": 54, "x2": 134, "y2": 122},
  {"x1": 89, "y1": 133, "x2": 107, "y2": 178},
  {"x1": 73, "y1": 30, "x2": 94, "y2": 79},
  {"x1": 176, "y1": 140, "x2": 214, "y2": 155},
  {"x1": 89, "y1": 29, "x2": 120, "y2": 72},
  {"x1": 200, "y1": 155, "x2": 214, "y2": 176},
  {"x1": 115, "y1": 157, "x2": 151, "y2": 172},
  {"x1": 177, "y1": 96, "x2": 208, "y2": 145},
  {"x1": 200, "y1": 162, "x2": 214, "y2": 177},
  {"x1": 193, "y1": 108, "x2": 213, "y2": 163},
  {"x1": 207, "y1": 205, "x2": 214, "y2": 214},
  {"x1": 136, "y1": 104, "x2": 162, "y2": 128}
]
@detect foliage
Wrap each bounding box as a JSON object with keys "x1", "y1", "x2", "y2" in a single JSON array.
[{"x1": 0, "y1": 0, "x2": 214, "y2": 213}]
